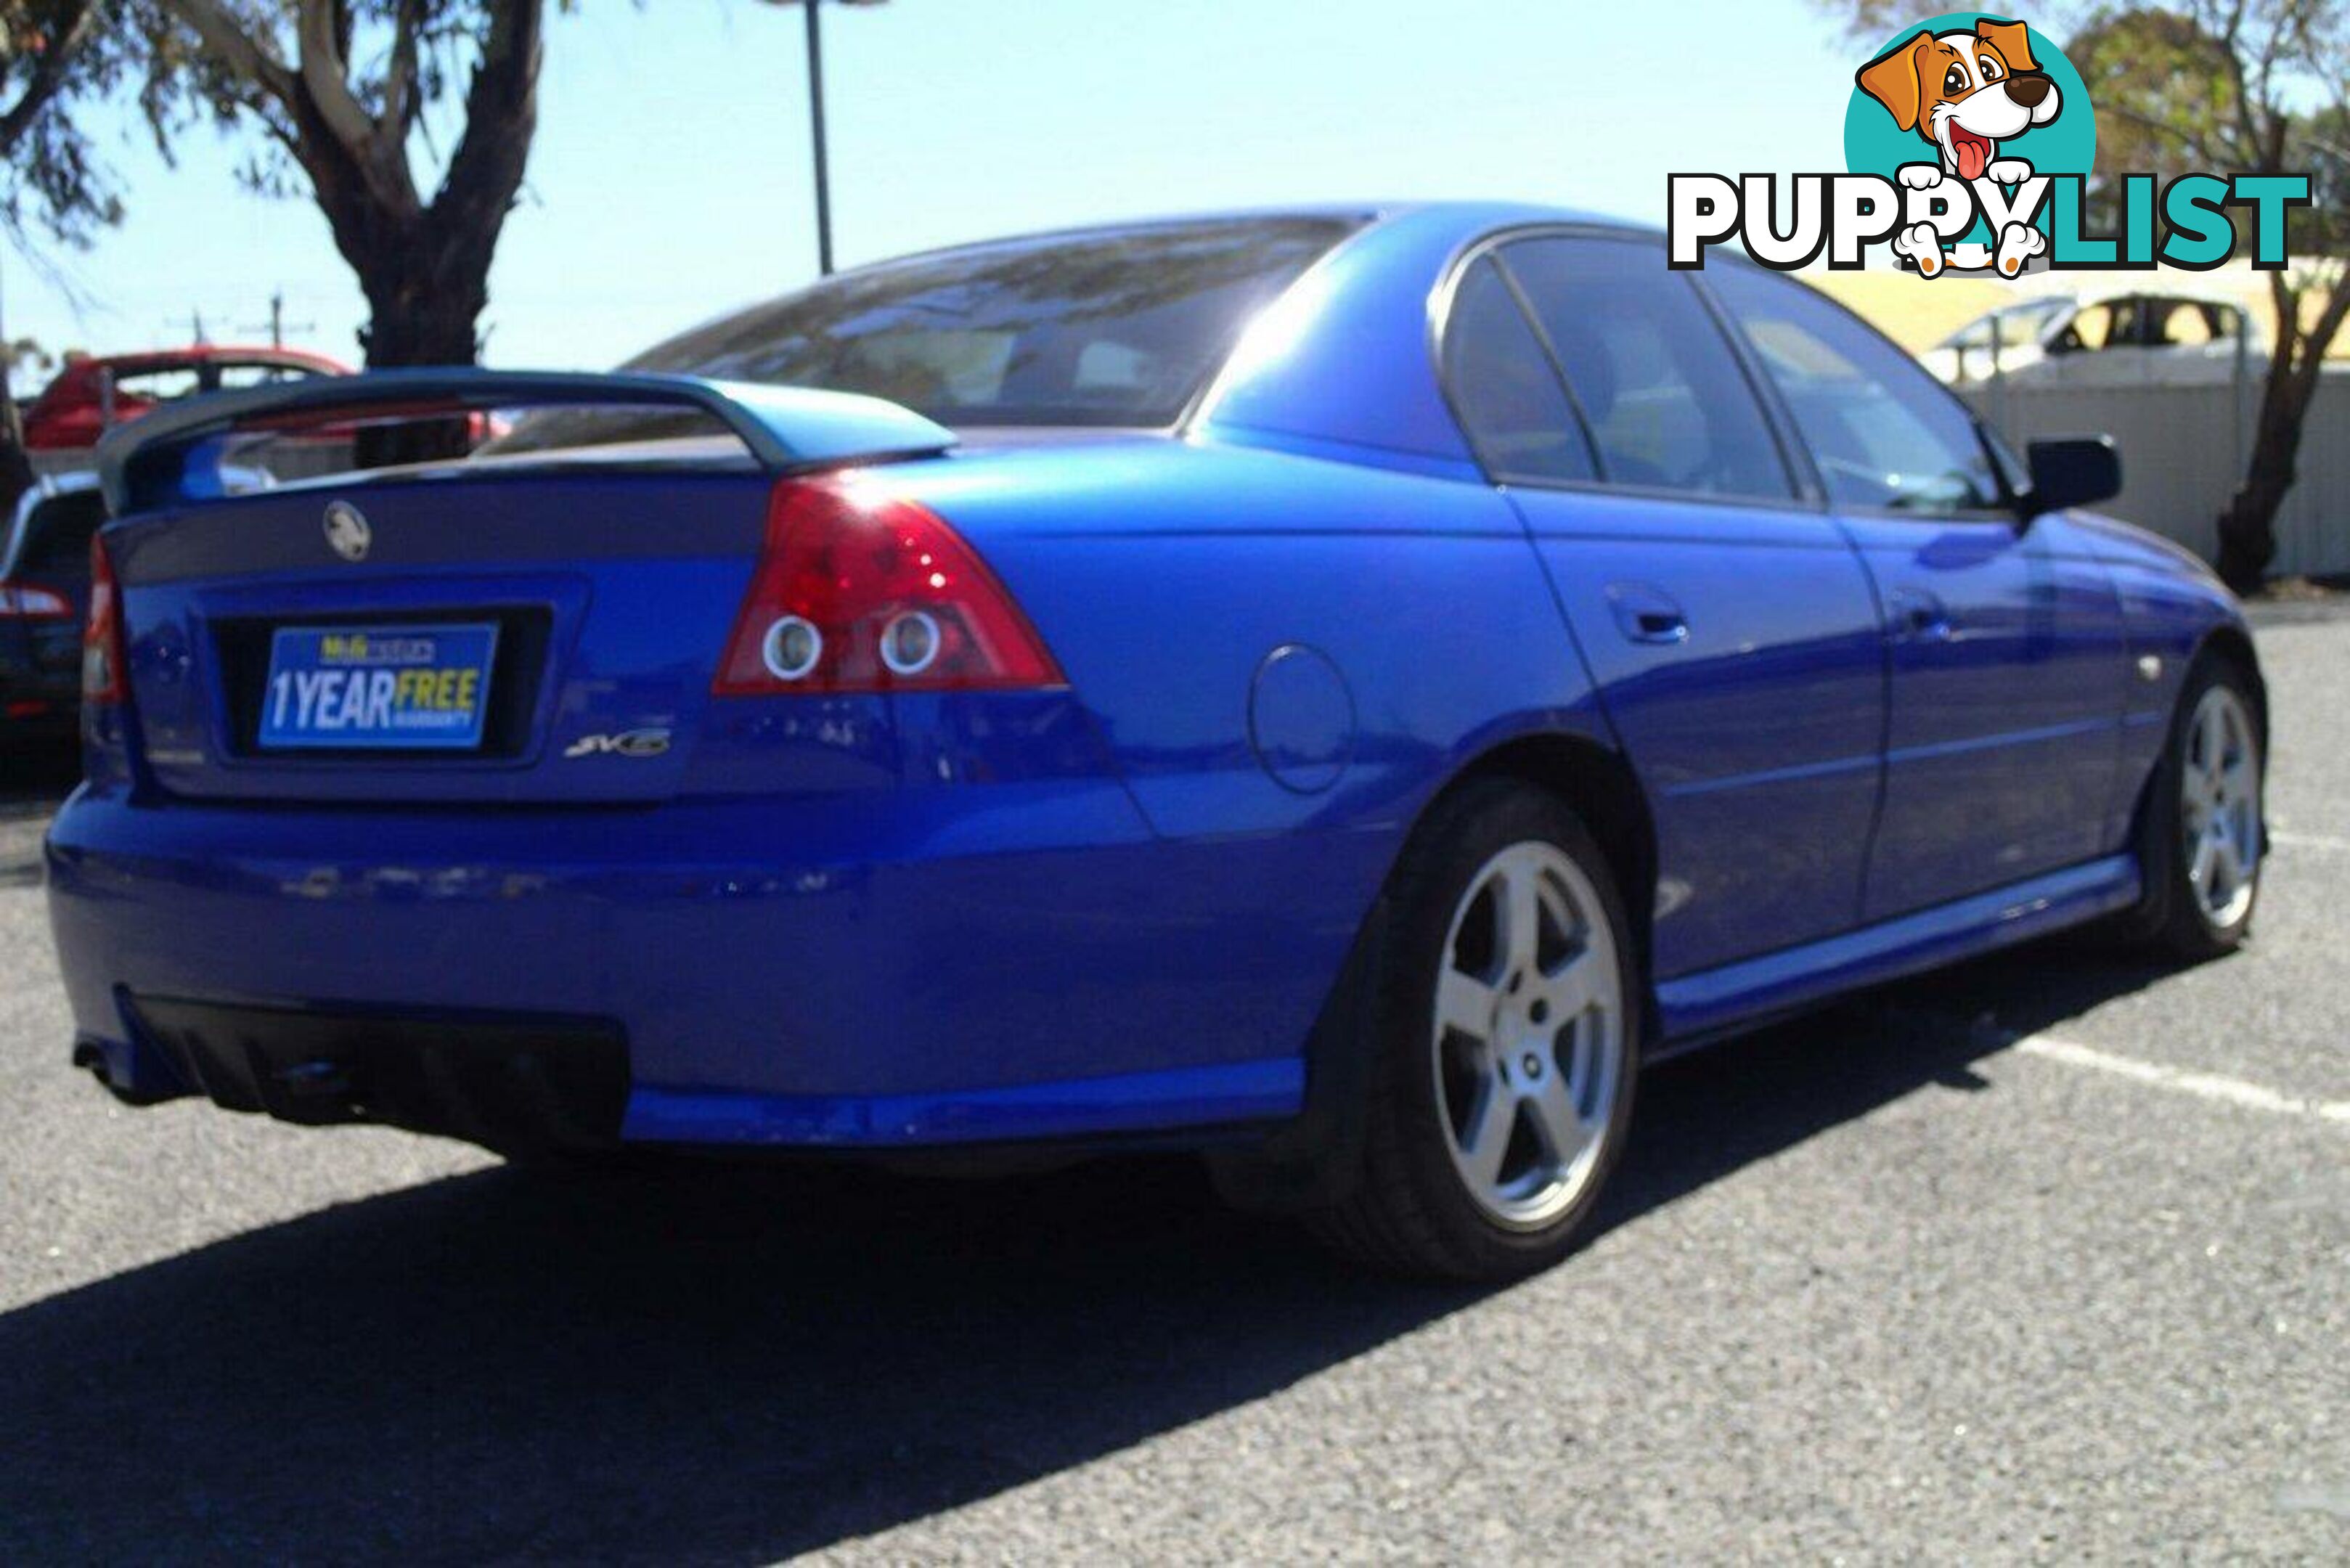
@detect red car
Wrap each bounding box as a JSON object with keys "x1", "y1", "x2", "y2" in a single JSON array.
[{"x1": 22, "y1": 346, "x2": 348, "y2": 451}]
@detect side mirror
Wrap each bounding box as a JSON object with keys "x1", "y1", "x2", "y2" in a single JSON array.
[{"x1": 2023, "y1": 436, "x2": 2121, "y2": 520}]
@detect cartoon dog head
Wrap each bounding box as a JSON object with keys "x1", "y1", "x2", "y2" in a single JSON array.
[{"x1": 1858, "y1": 17, "x2": 2060, "y2": 181}]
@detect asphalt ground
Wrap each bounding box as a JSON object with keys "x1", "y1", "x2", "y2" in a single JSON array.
[{"x1": 0, "y1": 608, "x2": 2343, "y2": 1564}]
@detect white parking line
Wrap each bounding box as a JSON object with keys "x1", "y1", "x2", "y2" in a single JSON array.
[
  {"x1": 2272, "y1": 829, "x2": 2350, "y2": 854},
  {"x1": 2015, "y1": 1034, "x2": 2350, "y2": 1127}
]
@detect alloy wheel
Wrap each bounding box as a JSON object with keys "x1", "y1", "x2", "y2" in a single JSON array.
[
  {"x1": 1430, "y1": 841, "x2": 1626, "y2": 1230},
  {"x1": 2180, "y1": 684, "x2": 2262, "y2": 931}
]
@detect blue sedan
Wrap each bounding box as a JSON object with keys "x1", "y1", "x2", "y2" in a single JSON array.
[{"x1": 46, "y1": 204, "x2": 2267, "y2": 1279}]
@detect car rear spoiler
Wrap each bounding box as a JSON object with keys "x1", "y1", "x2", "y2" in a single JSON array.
[{"x1": 95, "y1": 369, "x2": 959, "y2": 515}]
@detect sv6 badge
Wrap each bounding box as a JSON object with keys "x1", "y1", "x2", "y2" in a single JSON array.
[{"x1": 564, "y1": 728, "x2": 672, "y2": 759}]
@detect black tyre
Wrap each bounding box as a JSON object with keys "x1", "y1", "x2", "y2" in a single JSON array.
[
  {"x1": 2121, "y1": 653, "x2": 2266, "y2": 961},
  {"x1": 1308, "y1": 780, "x2": 1640, "y2": 1281}
]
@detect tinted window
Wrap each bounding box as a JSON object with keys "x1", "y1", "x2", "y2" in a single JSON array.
[
  {"x1": 1442, "y1": 258, "x2": 1594, "y2": 483},
  {"x1": 16, "y1": 489, "x2": 104, "y2": 579},
  {"x1": 2075, "y1": 306, "x2": 2111, "y2": 351},
  {"x1": 1500, "y1": 237, "x2": 1792, "y2": 502},
  {"x1": 2055, "y1": 301, "x2": 2126, "y2": 354},
  {"x1": 1709, "y1": 263, "x2": 2006, "y2": 516},
  {"x1": 493, "y1": 217, "x2": 1359, "y2": 452},
  {"x1": 2149, "y1": 299, "x2": 2230, "y2": 347}
]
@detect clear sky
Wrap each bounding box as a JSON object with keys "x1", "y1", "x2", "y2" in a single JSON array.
[{"x1": 3, "y1": 0, "x2": 1858, "y2": 380}]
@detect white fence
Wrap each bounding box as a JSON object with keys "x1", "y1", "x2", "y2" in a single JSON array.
[{"x1": 1960, "y1": 373, "x2": 2350, "y2": 578}]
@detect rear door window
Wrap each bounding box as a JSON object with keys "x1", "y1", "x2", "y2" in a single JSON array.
[
  {"x1": 1498, "y1": 237, "x2": 1794, "y2": 503},
  {"x1": 1441, "y1": 256, "x2": 1596, "y2": 484},
  {"x1": 2147, "y1": 300, "x2": 2236, "y2": 348},
  {"x1": 2056, "y1": 303, "x2": 2116, "y2": 353}
]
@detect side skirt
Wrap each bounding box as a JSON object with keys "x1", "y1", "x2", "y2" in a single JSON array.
[
  {"x1": 623, "y1": 1057, "x2": 1306, "y2": 1149},
  {"x1": 1652, "y1": 854, "x2": 2142, "y2": 1052}
]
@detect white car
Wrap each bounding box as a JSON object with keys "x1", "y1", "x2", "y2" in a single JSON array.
[{"x1": 1922, "y1": 289, "x2": 2260, "y2": 388}]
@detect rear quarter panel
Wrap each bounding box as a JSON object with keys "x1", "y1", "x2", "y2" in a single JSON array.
[
  {"x1": 890, "y1": 438, "x2": 1613, "y2": 846},
  {"x1": 879, "y1": 438, "x2": 1615, "y2": 1098}
]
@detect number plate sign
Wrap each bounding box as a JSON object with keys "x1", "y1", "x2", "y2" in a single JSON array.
[{"x1": 259, "y1": 624, "x2": 499, "y2": 751}]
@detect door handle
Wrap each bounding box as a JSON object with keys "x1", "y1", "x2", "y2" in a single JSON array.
[
  {"x1": 1888, "y1": 587, "x2": 1953, "y2": 642},
  {"x1": 1607, "y1": 583, "x2": 1690, "y2": 645}
]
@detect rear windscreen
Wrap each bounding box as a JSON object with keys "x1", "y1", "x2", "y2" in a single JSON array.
[
  {"x1": 491, "y1": 216, "x2": 1361, "y2": 451},
  {"x1": 15, "y1": 489, "x2": 105, "y2": 579}
]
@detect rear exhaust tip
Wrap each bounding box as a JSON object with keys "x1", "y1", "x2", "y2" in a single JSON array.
[{"x1": 71, "y1": 1039, "x2": 110, "y2": 1084}]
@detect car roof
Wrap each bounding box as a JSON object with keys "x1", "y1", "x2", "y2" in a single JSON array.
[
  {"x1": 609, "y1": 203, "x2": 1657, "y2": 478},
  {"x1": 833, "y1": 202, "x2": 1652, "y2": 277}
]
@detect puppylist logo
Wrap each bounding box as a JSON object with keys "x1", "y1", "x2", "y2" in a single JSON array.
[{"x1": 1669, "y1": 11, "x2": 2312, "y2": 277}]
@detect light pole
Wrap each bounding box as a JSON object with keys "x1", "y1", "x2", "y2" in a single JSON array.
[{"x1": 764, "y1": 0, "x2": 886, "y2": 277}]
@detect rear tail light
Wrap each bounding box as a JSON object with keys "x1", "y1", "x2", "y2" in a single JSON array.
[
  {"x1": 83, "y1": 533, "x2": 126, "y2": 705},
  {"x1": 0, "y1": 583, "x2": 73, "y2": 619},
  {"x1": 714, "y1": 474, "x2": 1064, "y2": 695}
]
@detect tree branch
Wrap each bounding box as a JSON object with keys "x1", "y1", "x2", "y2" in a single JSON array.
[
  {"x1": 381, "y1": 0, "x2": 428, "y2": 136},
  {"x1": 293, "y1": 0, "x2": 380, "y2": 158},
  {"x1": 0, "y1": 1, "x2": 100, "y2": 155},
  {"x1": 2292, "y1": 265, "x2": 2350, "y2": 399},
  {"x1": 429, "y1": 0, "x2": 542, "y2": 252},
  {"x1": 154, "y1": 0, "x2": 298, "y2": 105},
  {"x1": 2267, "y1": 269, "x2": 2303, "y2": 370}
]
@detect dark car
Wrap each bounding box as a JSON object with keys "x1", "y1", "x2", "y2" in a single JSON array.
[
  {"x1": 0, "y1": 468, "x2": 272, "y2": 742},
  {"x1": 0, "y1": 474, "x2": 106, "y2": 738}
]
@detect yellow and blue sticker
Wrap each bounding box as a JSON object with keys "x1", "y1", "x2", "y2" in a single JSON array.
[{"x1": 260, "y1": 624, "x2": 499, "y2": 750}]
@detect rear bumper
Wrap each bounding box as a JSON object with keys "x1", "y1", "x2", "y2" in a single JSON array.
[
  {"x1": 47, "y1": 782, "x2": 1384, "y2": 1150},
  {"x1": 126, "y1": 996, "x2": 628, "y2": 1151}
]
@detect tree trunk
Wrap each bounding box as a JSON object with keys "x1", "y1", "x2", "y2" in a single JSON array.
[
  {"x1": 271, "y1": 0, "x2": 545, "y2": 470},
  {"x1": 2214, "y1": 354, "x2": 2310, "y2": 591},
  {"x1": 348, "y1": 229, "x2": 491, "y2": 467},
  {"x1": 2215, "y1": 270, "x2": 2350, "y2": 595}
]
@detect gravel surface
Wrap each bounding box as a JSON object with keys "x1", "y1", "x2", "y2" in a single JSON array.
[{"x1": 1, "y1": 609, "x2": 2343, "y2": 1564}]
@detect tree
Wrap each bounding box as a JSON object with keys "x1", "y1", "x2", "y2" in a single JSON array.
[
  {"x1": 2065, "y1": 8, "x2": 2243, "y2": 230},
  {"x1": 145, "y1": 1, "x2": 554, "y2": 457},
  {"x1": 2068, "y1": 3, "x2": 2350, "y2": 587},
  {"x1": 1, "y1": 1, "x2": 128, "y2": 245},
  {"x1": 1815, "y1": 1, "x2": 2350, "y2": 590},
  {"x1": 0, "y1": 1, "x2": 126, "y2": 501}
]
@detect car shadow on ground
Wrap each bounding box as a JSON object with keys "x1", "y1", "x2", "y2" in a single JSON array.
[
  {"x1": 0, "y1": 739, "x2": 77, "y2": 888},
  {"x1": 0, "y1": 738, "x2": 79, "y2": 809},
  {"x1": 0, "y1": 941, "x2": 2198, "y2": 1564}
]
